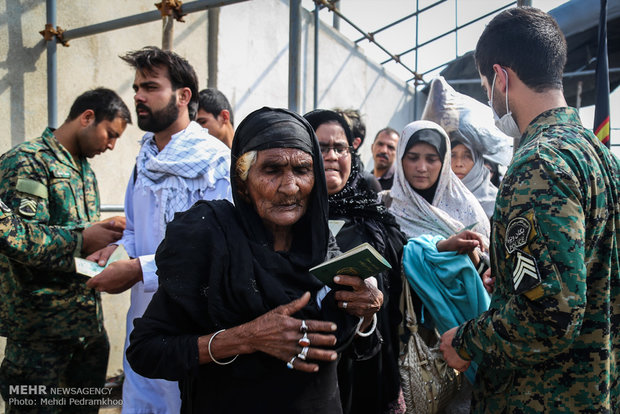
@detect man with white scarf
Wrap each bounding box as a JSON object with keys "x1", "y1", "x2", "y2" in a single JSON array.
[{"x1": 86, "y1": 46, "x2": 232, "y2": 414}]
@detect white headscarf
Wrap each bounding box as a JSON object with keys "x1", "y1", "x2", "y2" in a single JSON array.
[
  {"x1": 455, "y1": 141, "x2": 498, "y2": 218},
  {"x1": 389, "y1": 120, "x2": 490, "y2": 244}
]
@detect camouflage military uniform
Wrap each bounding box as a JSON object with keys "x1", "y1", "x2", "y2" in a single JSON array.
[
  {"x1": 453, "y1": 108, "x2": 620, "y2": 413},
  {"x1": 0, "y1": 129, "x2": 108, "y2": 413},
  {"x1": 0, "y1": 198, "x2": 77, "y2": 271}
]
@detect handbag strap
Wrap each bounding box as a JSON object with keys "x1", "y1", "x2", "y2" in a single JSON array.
[{"x1": 400, "y1": 266, "x2": 419, "y2": 334}]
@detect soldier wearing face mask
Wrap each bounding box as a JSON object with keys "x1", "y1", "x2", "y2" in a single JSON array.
[{"x1": 439, "y1": 7, "x2": 620, "y2": 414}]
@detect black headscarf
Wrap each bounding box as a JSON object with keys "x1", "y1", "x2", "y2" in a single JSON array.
[
  {"x1": 128, "y1": 109, "x2": 358, "y2": 413},
  {"x1": 231, "y1": 107, "x2": 330, "y2": 268},
  {"x1": 150, "y1": 106, "x2": 356, "y2": 339},
  {"x1": 304, "y1": 109, "x2": 405, "y2": 414},
  {"x1": 303, "y1": 109, "x2": 396, "y2": 225}
]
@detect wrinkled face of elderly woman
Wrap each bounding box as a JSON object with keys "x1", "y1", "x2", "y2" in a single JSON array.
[
  {"x1": 244, "y1": 148, "x2": 315, "y2": 231},
  {"x1": 402, "y1": 142, "x2": 442, "y2": 191},
  {"x1": 451, "y1": 143, "x2": 474, "y2": 180},
  {"x1": 316, "y1": 121, "x2": 351, "y2": 195}
]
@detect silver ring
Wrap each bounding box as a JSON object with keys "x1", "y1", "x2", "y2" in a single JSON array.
[
  {"x1": 300, "y1": 320, "x2": 308, "y2": 333},
  {"x1": 298, "y1": 332, "x2": 310, "y2": 347},
  {"x1": 342, "y1": 301, "x2": 348, "y2": 309},
  {"x1": 298, "y1": 346, "x2": 309, "y2": 360},
  {"x1": 286, "y1": 356, "x2": 296, "y2": 369}
]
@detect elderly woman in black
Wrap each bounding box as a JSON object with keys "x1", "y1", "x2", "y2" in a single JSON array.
[
  {"x1": 304, "y1": 109, "x2": 407, "y2": 414},
  {"x1": 126, "y1": 107, "x2": 381, "y2": 413}
]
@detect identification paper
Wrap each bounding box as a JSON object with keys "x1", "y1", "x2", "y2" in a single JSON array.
[{"x1": 75, "y1": 244, "x2": 129, "y2": 277}]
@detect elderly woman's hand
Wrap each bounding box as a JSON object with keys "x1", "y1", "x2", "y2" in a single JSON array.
[
  {"x1": 238, "y1": 292, "x2": 339, "y2": 372},
  {"x1": 333, "y1": 275, "x2": 383, "y2": 332}
]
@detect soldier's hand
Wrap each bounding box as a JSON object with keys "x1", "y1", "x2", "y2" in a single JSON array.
[
  {"x1": 100, "y1": 215, "x2": 126, "y2": 232},
  {"x1": 439, "y1": 327, "x2": 471, "y2": 373},
  {"x1": 86, "y1": 258, "x2": 143, "y2": 294},
  {"x1": 86, "y1": 244, "x2": 118, "y2": 267},
  {"x1": 82, "y1": 221, "x2": 123, "y2": 256}
]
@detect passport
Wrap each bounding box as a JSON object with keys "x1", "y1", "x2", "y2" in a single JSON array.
[{"x1": 309, "y1": 242, "x2": 391, "y2": 288}]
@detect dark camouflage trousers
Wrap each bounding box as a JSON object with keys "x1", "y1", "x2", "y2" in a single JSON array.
[{"x1": 0, "y1": 332, "x2": 109, "y2": 414}]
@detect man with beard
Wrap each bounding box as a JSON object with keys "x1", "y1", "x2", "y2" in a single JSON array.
[
  {"x1": 0, "y1": 88, "x2": 130, "y2": 413},
  {"x1": 439, "y1": 7, "x2": 620, "y2": 413},
  {"x1": 86, "y1": 47, "x2": 232, "y2": 414},
  {"x1": 371, "y1": 127, "x2": 399, "y2": 190}
]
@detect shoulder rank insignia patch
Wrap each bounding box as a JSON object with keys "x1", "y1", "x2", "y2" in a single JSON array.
[
  {"x1": 513, "y1": 249, "x2": 541, "y2": 295},
  {"x1": 18, "y1": 198, "x2": 37, "y2": 217},
  {"x1": 0, "y1": 199, "x2": 10, "y2": 213},
  {"x1": 505, "y1": 217, "x2": 531, "y2": 254}
]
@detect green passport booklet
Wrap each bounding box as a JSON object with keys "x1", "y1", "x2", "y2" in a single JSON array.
[{"x1": 309, "y1": 242, "x2": 392, "y2": 288}]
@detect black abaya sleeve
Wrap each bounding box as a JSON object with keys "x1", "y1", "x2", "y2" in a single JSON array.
[{"x1": 127, "y1": 287, "x2": 201, "y2": 381}]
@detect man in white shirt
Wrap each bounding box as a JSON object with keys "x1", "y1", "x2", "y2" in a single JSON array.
[{"x1": 86, "y1": 46, "x2": 232, "y2": 414}]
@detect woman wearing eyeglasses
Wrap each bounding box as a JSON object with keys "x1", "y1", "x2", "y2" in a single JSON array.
[{"x1": 304, "y1": 109, "x2": 407, "y2": 414}]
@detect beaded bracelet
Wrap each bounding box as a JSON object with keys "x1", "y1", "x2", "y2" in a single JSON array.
[
  {"x1": 355, "y1": 313, "x2": 378, "y2": 337},
  {"x1": 208, "y1": 329, "x2": 239, "y2": 365}
]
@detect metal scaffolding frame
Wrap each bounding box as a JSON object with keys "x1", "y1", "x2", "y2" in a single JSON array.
[
  {"x1": 41, "y1": 0, "x2": 522, "y2": 125},
  {"x1": 41, "y1": 0, "x2": 248, "y2": 128},
  {"x1": 40, "y1": 1, "x2": 616, "y2": 133},
  {"x1": 307, "y1": 0, "x2": 521, "y2": 115},
  {"x1": 310, "y1": 0, "x2": 516, "y2": 87}
]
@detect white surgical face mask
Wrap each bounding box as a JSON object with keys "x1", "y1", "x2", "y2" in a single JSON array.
[{"x1": 489, "y1": 69, "x2": 521, "y2": 139}]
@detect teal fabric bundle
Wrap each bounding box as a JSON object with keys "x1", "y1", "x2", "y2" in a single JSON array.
[{"x1": 402, "y1": 234, "x2": 490, "y2": 383}]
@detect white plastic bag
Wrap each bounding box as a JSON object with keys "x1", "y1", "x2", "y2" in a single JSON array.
[{"x1": 422, "y1": 76, "x2": 513, "y2": 166}]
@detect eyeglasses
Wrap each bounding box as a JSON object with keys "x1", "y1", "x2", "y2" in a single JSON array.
[{"x1": 319, "y1": 144, "x2": 352, "y2": 157}]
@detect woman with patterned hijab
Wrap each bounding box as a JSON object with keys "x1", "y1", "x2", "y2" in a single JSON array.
[
  {"x1": 126, "y1": 107, "x2": 381, "y2": 413},
  {"x1": 305, "y1": 109, "x2": 407, "y2": 414},
  {"x1": 450, "y1": 138, "x2": 498, "y2": 218},
  {"x1": 388, "y1": 121, "x2": 490, "y2": 242},
  {"x1": 386, "y1": 120, "x2": 490, "y2": 413}
]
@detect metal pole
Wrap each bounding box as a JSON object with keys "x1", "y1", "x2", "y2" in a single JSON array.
[
  {"x1": 288, "y1": 0, "x2": 301, "y2": 113},
  {"x1": 414, "y1": 0, "x2": 419, "y2": 119},
  {"x1": 444, "y1": 68, "x2": 620, "y2": 85},
  {"x1": 208, "y1": 7, "x2": 220, "y2": 87},
  {"x1": 354, "y1": 0, "x2": 447, "y2": 43},
  {"x1": 384, "y1": 2, "x2": 516, "y2": 65},
  {"x1": 46, "y1": 0, "x2": 57, "y2": 128},
  {"x1": 517, "y1": 0, "x2": 532, "y2": 6},
  {"x1": 162, "y1": 16, "x2": 174, "y2": 50},
  {"x1": 313, "y1": 2, "x2": 319, "y2": 109},
  {"x1": 332, "y1": 0, "x2": 340, "y2": 30},
  {"x1": 62, "y1": 0, "x2": 248, "y2": 42},
  {"x1": 454, "y1": 0, "x2": 458, "y2": 59}
]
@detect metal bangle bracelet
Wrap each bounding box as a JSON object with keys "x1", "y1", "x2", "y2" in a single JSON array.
[{"x1": 208, "y1": 329, "x2": 239, "y2": 365}]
